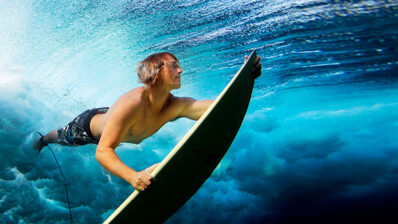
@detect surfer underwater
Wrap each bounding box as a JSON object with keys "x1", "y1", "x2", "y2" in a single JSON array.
[{"x1": 34, "y1": 52, "x2": 262, "y2": 191}]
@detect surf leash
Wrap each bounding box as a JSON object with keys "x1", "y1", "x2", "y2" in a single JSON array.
[{"x1": 37, "y1": 132, "x2": 73, "y2": 224}]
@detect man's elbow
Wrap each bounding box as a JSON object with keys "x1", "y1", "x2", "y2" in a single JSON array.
[
  {"x1": 95, "y1": 148, "x2": 103, "y2": 162},
  {"x1": 95, "y1": 146, "x2": 110, "y2": 162}
]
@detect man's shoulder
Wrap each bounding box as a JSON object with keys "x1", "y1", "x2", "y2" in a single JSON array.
[
  {"x1": 111, "y1": 88, "x2": 145, "y2": 116},
  {"x1": 170, "y1": 95, "x2": 195, "y2": 106},
  {"x1": 168, "y1": 94, "x2": 183, "y2": 106},
  {"x1": 167, "y1": 95, "x2": 196, "y2": 114},
  {"x1": 117, "y1": 87, "x2": 144, "y2": 104}
]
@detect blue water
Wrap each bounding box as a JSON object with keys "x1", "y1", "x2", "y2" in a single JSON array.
[{"x1": 1, "y1": 0, "x2": 398, "y2": 223}]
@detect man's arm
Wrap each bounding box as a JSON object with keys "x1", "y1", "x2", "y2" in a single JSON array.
[
  {"x1": 177, "y1": 55, "x2": 261, "y2": 120},
  {"x1": 177, "y1": 97, "x2": 214, "y2": 120},
  {"x1": 95, "y1": 102, "x2": 156, "y2": 191}
]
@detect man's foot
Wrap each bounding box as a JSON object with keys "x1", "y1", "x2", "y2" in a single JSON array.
[{"x1": 33, "y1": 132, "x2": 47, "y2": 153}]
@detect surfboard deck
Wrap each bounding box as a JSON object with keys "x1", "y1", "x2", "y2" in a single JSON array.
[{"x1": 104, "y1": 50, "x2": 257, "y2": 224}]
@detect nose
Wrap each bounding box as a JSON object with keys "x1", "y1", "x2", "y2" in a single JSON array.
[{"x1": 177, "y1": 67, "x2": 183, "y2": 74}]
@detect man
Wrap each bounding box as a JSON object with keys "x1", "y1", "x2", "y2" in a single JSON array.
[{"x1": 34, "y1": 52, "x2": 261, "y2": 191}]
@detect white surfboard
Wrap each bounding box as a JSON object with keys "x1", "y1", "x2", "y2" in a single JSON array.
[{"x1": 104, "y1": 50, "x2": 258, "y2": 223}]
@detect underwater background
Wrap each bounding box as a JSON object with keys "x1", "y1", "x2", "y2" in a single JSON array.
[{"x1": 1, "y1": 0, "x2": 398, "y2": 223}]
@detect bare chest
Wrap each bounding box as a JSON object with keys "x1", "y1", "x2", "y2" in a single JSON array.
[{"x1": 123, "y1": 111, "x2": 175, "y2": 144}]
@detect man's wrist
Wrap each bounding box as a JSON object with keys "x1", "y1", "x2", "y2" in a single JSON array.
[{"x1": 126, "y1": 170, "x2": 137, "y2": 183}]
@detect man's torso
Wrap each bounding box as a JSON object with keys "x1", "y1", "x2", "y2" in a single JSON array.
[{"x1": 90, "y1": 87, "x2": 182, "y2": 144}]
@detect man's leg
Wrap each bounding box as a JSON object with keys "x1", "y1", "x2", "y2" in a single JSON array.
[
  {"x1": 42, "y1": 130, "x2": 59, "y2": 144},
  {"x1": 33, "y1": 108, "x2": 102, "y2": 152},
  {"x1": 33, "y1": 129, "x2": 59, "y2": 152}
]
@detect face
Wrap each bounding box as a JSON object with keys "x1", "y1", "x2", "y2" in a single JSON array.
[{"x1": 159, "y1": 56, "x2": 183, "y2": 90}]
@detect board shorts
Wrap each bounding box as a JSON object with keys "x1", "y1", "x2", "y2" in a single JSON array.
[{"x1": 57, "y1": 107, "x2": 109, "y2": 146}]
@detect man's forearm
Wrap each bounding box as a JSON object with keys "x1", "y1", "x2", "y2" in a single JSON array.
[{"x1": 95, "y1": 147, "x2": 136, "y2": 183}]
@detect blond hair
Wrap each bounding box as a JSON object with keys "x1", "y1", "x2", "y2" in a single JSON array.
[{"x1": 135, "y1": 52, "x2": 178, "y2": 85}]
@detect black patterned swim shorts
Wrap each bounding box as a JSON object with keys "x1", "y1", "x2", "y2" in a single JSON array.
[{"x1": 57, "y1": 107, "x2": 109, "y2": 146}]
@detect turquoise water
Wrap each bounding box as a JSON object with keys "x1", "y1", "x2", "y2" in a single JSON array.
[{"x1": 1, "y1": 0, "x2": 398, "y2": 223}]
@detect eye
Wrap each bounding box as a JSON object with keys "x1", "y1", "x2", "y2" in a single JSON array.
[{"x1": 172, "y1": 62, "x2": 180, "y2": 70}]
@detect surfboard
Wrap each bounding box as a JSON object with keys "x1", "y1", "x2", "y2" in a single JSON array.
[{"x1": 104, "y1": 50, "x2": 257, "y2": 224}]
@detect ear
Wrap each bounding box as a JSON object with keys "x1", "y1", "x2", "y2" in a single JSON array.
[{"x1": 151, "y1": 71, "x2": 162, "y2": 86}]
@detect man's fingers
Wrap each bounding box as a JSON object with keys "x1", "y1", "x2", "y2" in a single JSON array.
[
  {"x1": 250, "y1": 56, "x2": 262, "y2": 79},
  {"x1": 136, "y1": 185, "x2": 145, "y2": 191},
  {"x1": 133, "y1": 181, "x2": 145, "y2": 191},
  {"x1": 253, "y1": 61, "x2": 261, "y2": 69},
  {"x1": 148, "y1": 163, "x2": 160, "y2": 172},
  {"x1": 139, "y1": 173, "x2": 152, "y2": 184},
  {"x1": 144, "y1": 174, "x2": 153, "y2": 184},
  {"x1": 132, "y1": 171, "x2": 154, "y2": 190},
  {"x1": 246, "y1": 55, "x2": 261, "y2": 63},
  {"x1": 254, "y1": 56, "x2": 261, "y2": 64},
  {"x1": 135, "y1": 178, "x2": 151, "y2": 191},
  {"x1": 144, "y1": 170, "x2": 153, "y2": 178},
  {"x1": 137, "y1": 182, "x2": 146, "y2": 190},
  {"x1": 253, "y1": 64, "x2": 261, "y2": 72}
]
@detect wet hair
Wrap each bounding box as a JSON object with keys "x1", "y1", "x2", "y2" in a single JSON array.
[{"x1": 135, "y1": 52, "x2": 178, "y2": 85}]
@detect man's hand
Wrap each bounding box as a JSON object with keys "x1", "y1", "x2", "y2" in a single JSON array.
[
  {"x1": 245, "y1": 55, "x2": 262, "y2": 79},
  {"x1": 129, "y1": 163, "x2": 160, "y2": 191}
]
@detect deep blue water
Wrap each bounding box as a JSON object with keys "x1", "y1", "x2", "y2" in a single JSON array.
[{"x1": 1, "y1": 0, "x2": 398, "y2": 223}]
